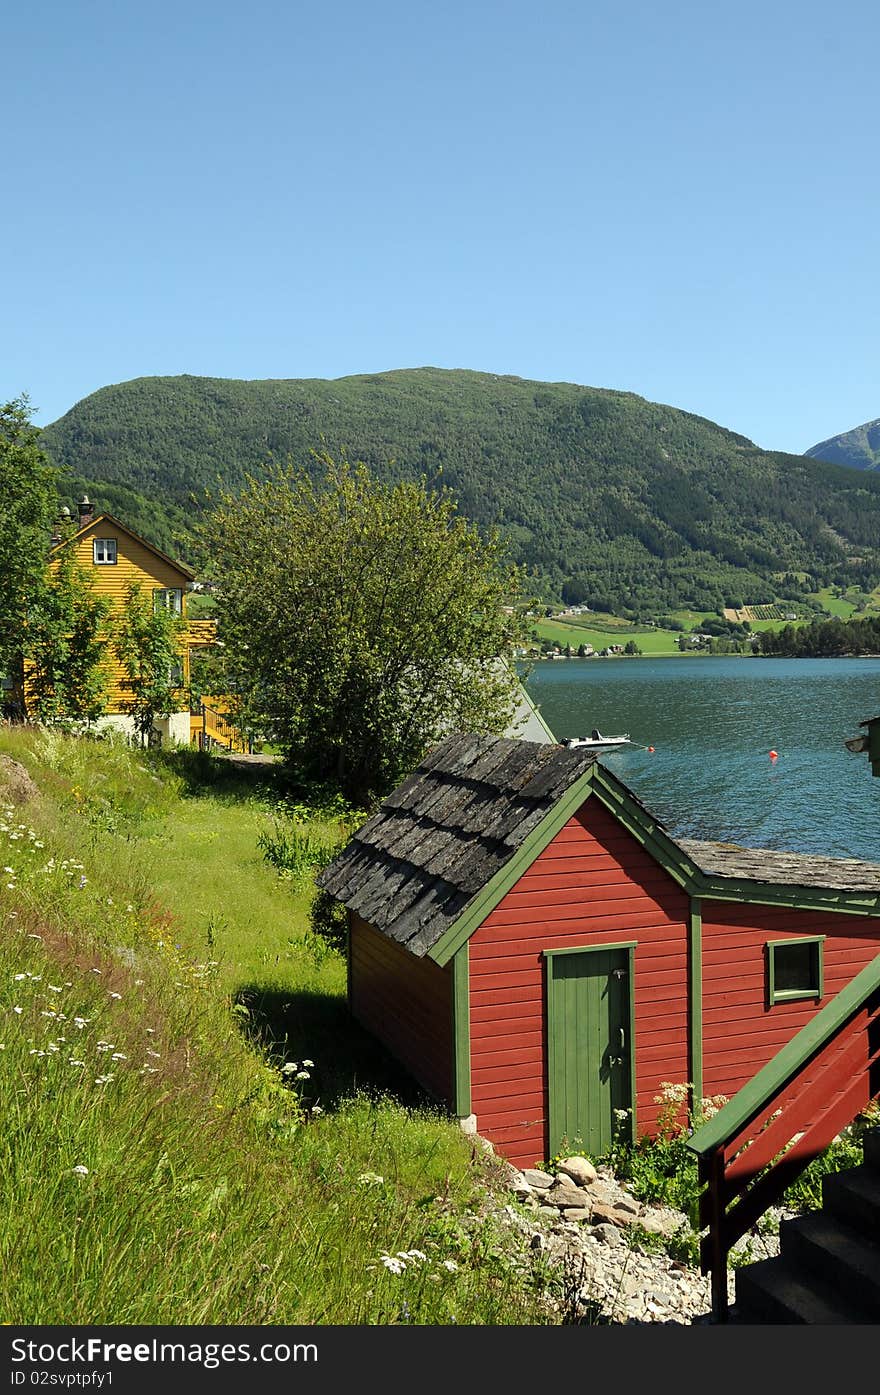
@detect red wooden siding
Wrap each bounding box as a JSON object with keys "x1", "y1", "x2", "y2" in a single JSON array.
[
  {"x1": 468, "y1": 797, "x2": 691, "y2": 1168},
  {"x1": 349, "y1": 912, "x2": 453, "y2": 1103},
  {"x1": 701, "y1": 902, "x2": 880, "y2": 1100}
]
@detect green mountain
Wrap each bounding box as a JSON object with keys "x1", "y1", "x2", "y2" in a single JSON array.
[
  {"x1": 39, "y1": 368, "x2": 880, "y2": 615},
  {"x1": 806, "y1": 419, "x2": 880, "y2": 472}
]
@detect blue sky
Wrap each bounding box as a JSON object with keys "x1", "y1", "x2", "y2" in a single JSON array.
[{"x1": 4, "y1": 0, "x2": 878, "y2": 453}]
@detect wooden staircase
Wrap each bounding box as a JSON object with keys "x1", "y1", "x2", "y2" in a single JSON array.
[{"x1": 732, "y1": 1127, "x2": 880, "y2": 1322}]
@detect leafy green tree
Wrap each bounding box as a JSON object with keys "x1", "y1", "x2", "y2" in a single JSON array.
[
  {"x1": 200, "y1": 455, "x2": 528, "y2": 799},
  {"x1": 26, "y1": 542, "x2": 111, "y2": 725},
  {"x1": 0, "y1": 398, "x2": 59, "y2": 685},
  {"x1": 114, "y1": 582, "x2": 185, "y2": 745}
]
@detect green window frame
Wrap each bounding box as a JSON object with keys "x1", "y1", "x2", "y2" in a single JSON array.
[{"x1": 766, "y1": 935, "x2": 824, "y2": 1007}]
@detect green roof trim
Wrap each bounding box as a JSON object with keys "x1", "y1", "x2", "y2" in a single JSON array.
[
  {"x1": 427, "y1": 766, "x2": 598, "y2": 966},
  {"x1": 696, "y1": 878, "x2": 880, "y2": 916},
  {"x1": 428, "y1": 757, "x2": 880, "y2": 967}
]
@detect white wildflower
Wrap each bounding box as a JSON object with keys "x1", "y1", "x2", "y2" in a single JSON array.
[
  {"x1": 301, "y1": 1058, "x2": 314, "y2": 1067},
  {"x1": 358, "y1": 1172, "x2": 385, "y2": 1187},
  {"x1": 441, "y1": 1260, "x2": 458, "y2": 1273},
  {"x1": 71, "y1": 1165, "x2": 89, "y2": 1176},
  {"x1": 379, "y1": 1254, "x2": 406, "y2": 1275}
]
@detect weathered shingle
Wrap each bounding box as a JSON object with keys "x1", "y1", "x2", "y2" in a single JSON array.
[
  {"x1": 678, "y1": 839, "x2": 880, "y2": 893},
  {"x1": 317, "y1": 733, "x2": 598, "y2": 955}
]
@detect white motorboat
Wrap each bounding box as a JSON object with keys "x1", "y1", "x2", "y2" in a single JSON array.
[{"x1": 561, "y1": 729, "x2": 631, "y2": 750}]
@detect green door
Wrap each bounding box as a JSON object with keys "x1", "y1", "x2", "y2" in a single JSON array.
[{"x1": 546, "y1": 944, "x2": 634, "y2": 1157}]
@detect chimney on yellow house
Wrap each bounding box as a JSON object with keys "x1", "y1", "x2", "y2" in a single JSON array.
[
  {"x1": 49, "y1": 505, "x2": 72, "y2": 547},
  {"x1": 78, "y1": 496, "x2": 96, "y2": 528}
]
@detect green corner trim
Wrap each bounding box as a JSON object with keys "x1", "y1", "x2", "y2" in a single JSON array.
[
  {"x1": 428, "y1": 766, "x2": 598, "y2": 965},
  {"x1": 451, "y1": 945, "x2": 471, "y2": 1117},
  {"x1": 687, "y1": 951, "x2": 880, "y2": 1158},
  {"x1": 689, "y1": 898, "x2": 703, "y2": 1106}
]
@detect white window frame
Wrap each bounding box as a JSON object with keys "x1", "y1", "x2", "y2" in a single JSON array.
[
  {"x1": 154, "y1": 588, "x2": 183, "y2": 615},
  {"x1": 93, "y1": 538, "x2": 117, "y2": 565}
]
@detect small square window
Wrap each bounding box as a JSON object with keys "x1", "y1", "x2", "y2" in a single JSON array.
[
  {"x1": 767, "y1": 937, "x2": 824, "y2": 1006},
  {"x1": 93, "y1": 539, "x2": 117, "y2": 565}
]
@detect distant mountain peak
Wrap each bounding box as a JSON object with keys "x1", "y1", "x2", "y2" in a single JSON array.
[{"x1": 806, "y1": 418, "x2": 880, "y2": 472}]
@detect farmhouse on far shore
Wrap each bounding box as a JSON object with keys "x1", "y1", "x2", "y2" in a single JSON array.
[{"x1": 318, "y1": 733, "x2": 880, "y2": 1168}]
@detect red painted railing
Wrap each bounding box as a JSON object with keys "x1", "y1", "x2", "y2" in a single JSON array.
[{"x1": 687, "y1": 954, "x2": 880, "y2": 1320}]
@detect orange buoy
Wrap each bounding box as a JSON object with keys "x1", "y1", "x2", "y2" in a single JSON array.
[
  {"x1": 769, "y1": 750, "x2": 778, "y2": 760},
  {"x1": 648, "y1": 746, "x2": 655, "y2": 753}
]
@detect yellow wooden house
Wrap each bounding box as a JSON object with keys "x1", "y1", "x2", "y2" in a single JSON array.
[{"x1": 38, "y1": 497, "x2": 203, "y2": 745}]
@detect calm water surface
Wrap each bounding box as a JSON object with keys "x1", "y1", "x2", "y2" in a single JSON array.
[{"x1": 525, "y1": 657, "x2": 880, "y2": 861}]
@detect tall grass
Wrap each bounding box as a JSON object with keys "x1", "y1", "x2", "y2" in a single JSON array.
[{"x1": 0, "y1": 728, "x2": 559, "y2": 1325}]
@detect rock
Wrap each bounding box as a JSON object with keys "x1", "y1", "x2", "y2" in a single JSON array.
[
  {"x1": 547, "y1": 1183, "x2": 589, "y2": 1209},
  {"x1": 561, "y1": 1207, "x2": 591, "y2": 1222},
  {"x1": 0, "y1": 756, "x2": 38, "y2": 806},
  {"x1": 521, "y1": 1168, "x2": 554, "y2": 1190},
  {"x1": 537, "y1": 1205, "x2": 559, "y2": 1218},
  {"x1": 511, "y1": 1179, "x2": 533, "y2": 1198},
  {"x1": 529, "y1": 1233, "x2": 546, "y2": 1252},
  {"x1": 610, "y1": 1195, "x2": 641, "y2": 1217},
  {"x1": 589, "y1": 1200, "x2": 637, "y2": 1228},
  {"x1": 592, "y1": 1223, "x2": 624, "y2": 1247},
  {"x1": 557, "y1": 1156, "x2": 598, "y2": 1187},
  {"x1": 639, "y1": 1210, "x2": 684, "y2": 1238}
]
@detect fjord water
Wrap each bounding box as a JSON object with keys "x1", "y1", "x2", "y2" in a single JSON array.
[{"x1": 525, "y1": 657, "x2": 880, "y2": 862}]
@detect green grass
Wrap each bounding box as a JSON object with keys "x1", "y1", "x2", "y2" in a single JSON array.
[
  {"x1": 532, "y1": 619, "x2": 681, "y2": 655},
  {"x1": 0, "y1": 729, "x2": 559, "y2": 1325}
]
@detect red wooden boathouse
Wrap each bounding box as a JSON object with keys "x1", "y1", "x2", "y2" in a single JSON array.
[{"x1": 318, "y1": 734, "x2": 880, "y2": 1169}]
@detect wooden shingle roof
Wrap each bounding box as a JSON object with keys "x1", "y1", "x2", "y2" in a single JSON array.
[
  {"x1": 317, "y1": 733, "x2": 599, "y2": 957},
  {"x1": 319, "y1": 733, "x2": 880, "y2": 960},
  {"x1": 677, "y1": 839, "x2": 880, "y2": 894}
]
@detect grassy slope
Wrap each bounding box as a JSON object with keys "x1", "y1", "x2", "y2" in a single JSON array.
[{"x1": 0, "y1": 732, "x2": 557, "y2": 1325}]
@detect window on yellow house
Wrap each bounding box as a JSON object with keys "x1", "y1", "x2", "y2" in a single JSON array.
[
  {"x1": 93, "y1": 539, "x2": 117, "y2": 565},
  {"x1": 154, "y1": 589, "x2": 183, "y2": 614}
]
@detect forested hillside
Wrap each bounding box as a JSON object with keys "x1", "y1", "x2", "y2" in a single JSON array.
[{"x1": 40, "y1": 368, "x2": 880, "y2": 614}]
